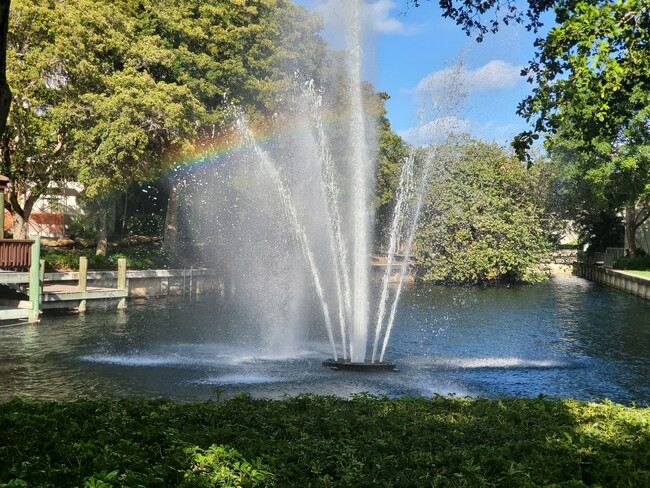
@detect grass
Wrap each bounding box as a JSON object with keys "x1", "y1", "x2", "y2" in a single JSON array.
[
  {"x1": 1, "y1": 395, "x2": 649, "y2": 487},
  {"x1": 622, "y1": 270, "x2": 650, "y2": 279}
]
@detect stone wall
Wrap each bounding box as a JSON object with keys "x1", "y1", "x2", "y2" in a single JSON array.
[{"x1": 573, "y1": 264, "x2": 650, "y2": 300}]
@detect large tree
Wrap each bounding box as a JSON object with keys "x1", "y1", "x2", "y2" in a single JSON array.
[
  {"x1": 0, "y1": 0, "x2": 9, "y2": 141},
  {"x1": 517, "y1": 1, "x2": 650, "y2": 255},
  {"x1": 2, "y1": 0, "x2": 325, "y2": 245},
  {"x1": 414, "y1": 136, "x2": 556, "y2": 284},
  {"x1": 412, "y1": 1, "x2": 650, "y2": 255},
  {"x1": 3, "y1": 0, "x2": 204, "y2": 239}
]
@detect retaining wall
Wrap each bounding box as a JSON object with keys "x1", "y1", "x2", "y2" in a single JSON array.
[
  {"x1": 43, "y1": 268, "x2": 222, "y2": 298},
  {"x1": 573, "y1": 264, "x2": 650, "y2": 300}
]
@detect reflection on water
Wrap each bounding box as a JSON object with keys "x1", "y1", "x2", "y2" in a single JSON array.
[{"x1": 0, "y1": 275, "x2": 648, "y2": 404}]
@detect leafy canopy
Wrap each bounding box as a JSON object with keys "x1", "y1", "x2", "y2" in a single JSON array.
[
  {"x1": 3, "y1": 0, "x2": 326, "y2": 203},
  {"x1": 414, "y1": 136, "x2": 556, "y2": 284}
]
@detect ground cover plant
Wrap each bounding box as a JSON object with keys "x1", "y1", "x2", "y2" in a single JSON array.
[{"x1": 1, "y1": 395, "x2": 648, "y2": 487}]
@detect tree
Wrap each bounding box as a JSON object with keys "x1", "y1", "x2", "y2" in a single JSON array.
[
  {"x1": 0, "y1": 0, "x2": 10, "y2": 141},
  {"x1": 516, "y1": 1, "x2": 650, "y2": 255},
  {"x1": 544, "y1": 140, "x2": 626, "y2": 252},
  {"x1": 155, "y1": 0, "x2": 327, "y2": 257},
  {"x1": 2, "y1": 0, "x2": 325, "y2": 246},
  {"x1": 2, "y1": 0, "x2": 203, "y2": 240},
  {"x1": 2, "y1": 0, "x2": 80, "y2": 238},
  {"x1": 372, "y1": 92, "x2": 410, "y2": 250},
  {"x1": 410, "y1": 1, "x2": 650, "y2": 256},
  {"x1": 414, "y1": 136, "x2": 555, "y2": 284}
]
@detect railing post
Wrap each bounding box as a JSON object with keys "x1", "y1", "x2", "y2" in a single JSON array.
[
  {"x1": 28, "y1": 236, "x2": 41, "y2": 323},
  {"x1": 78, "y1": 256, "x2": 88, "y2": 313},
  {"x1": 0, "y1": 192, "x2": 4, "y2": 239},
  {"x1": 117, "y1": 258, "x2": 127, "y2": 310}
]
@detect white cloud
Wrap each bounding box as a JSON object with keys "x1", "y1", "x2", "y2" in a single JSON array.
[
  {"x1": 399, "y1": 117, "x2": 521, "y2": 147},
  {"x1": 365, "y1": 0, "x2": 409, "y2": 34},
  {"x1": 398, "y1": 116, "x2": 471, "y2": 146},
  {"x1": 316, "y1": 0, "x2": 415, "y2": 37},
  {"x1": 415, "y1": 60, "x2": 524, "y2": 96},
  {"x1": 472, "y1": 120, "x2": 522, "y2": 143}
]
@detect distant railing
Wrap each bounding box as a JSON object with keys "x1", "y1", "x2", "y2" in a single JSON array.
[
  {"x1": 606, "y1": 247, "x2": 626, "y2": 261},
  {"x1": 583, "y1": 252, "x2": 615, "y2": 268},
  {"x1": 0, "y1": 239, "x2": 35, "y2": 271}
]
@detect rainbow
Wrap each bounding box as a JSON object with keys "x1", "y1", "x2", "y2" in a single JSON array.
[{"x1": 163, "y1": 108, "x2": 355, "y2": 177}]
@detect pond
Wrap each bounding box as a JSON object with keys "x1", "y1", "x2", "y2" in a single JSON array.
[{"x1": 1, "y1": 274, "x2": 648, "y2": 405}]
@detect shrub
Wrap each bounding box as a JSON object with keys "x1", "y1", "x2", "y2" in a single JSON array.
[
  {"x1": 42, "y1": 250, "x2": 112, "y2": 271},
  {"x1": 42, "y1": 247, "x2": 171, "y2": 271},
  {"x1": 414, "y1": 137, "x2": 556, "y2": 284},
  {"x1": 614, "y1": 253, "x2": 650, "y2": 271}
]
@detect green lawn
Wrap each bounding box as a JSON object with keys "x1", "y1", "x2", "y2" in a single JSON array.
[
  {"x1": 623, "y1": 270, "x2": 650, "y2": 279},
  {"x1": 1, "y1": 395, "x2": 649, "y2": 487}
]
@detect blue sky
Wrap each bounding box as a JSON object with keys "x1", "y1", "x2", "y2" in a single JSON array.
[{"x1": 296, "y1": 0, "x2": 552, "y2": 146}]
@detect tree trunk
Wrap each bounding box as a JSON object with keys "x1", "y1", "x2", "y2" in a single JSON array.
[
  {"x1": 12, "y1": 212, "x2": 27, "y2": 238},
  {"x1": 163, "y1": 180, "x2": 179, "y2": 257},
  {"x1": 96, "y1": 207, "x2": 108, "y2": 256},
  {"x1": 625, "y1": 206, "x2": 637, "y2": 257},
  {"x1": 9, "y1": 188, "x2": 35, "y2": 239},
  {"x1": 0, "y1": 0, "x2": 11, "y2": 139},
  {"x1": 94, "y1": 195, "x2": 117, "y2": 256}
]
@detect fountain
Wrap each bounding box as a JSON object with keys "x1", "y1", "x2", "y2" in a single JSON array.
[{"x1": 174, "y1": 0, "x2": 430, "y2": 370}]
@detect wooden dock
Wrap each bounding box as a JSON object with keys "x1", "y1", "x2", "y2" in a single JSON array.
[
  {"x1": 0, "y1": 238, "x2": 128, "y2": 322},
  {"x1": 41, "y1": 284, "x2": 128, "y2": 310}
]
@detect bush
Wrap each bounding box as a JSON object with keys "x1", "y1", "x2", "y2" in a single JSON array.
[
  {"x1": 414, "y1": 137, "x2": 556, "y2": 284},
  {"x1": 42, "y1": 247, "x2": 171, "y2": 271},
  {"x1": 111, "y1": 246, "x2": 171, "y2": 269},
  {"x1": 42, "y1": 250, "x2": 113, "y2": 271},
  {"x1": 614, "y1": 253, "x2": 650, "y2": 271}
]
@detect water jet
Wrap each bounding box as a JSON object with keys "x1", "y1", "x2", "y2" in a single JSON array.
[{"x1": 179, "y1": 0, "x2": 429, "y2": 365}]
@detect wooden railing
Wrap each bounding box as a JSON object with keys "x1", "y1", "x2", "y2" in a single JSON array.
[{"x1": 0, "y1": 239, "x2": 35, "y2": 271}]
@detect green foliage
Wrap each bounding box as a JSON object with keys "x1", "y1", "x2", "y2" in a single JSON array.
[
  {"x1": 2, "y1": 0, "x2": 326, "y2": 234},
  {"x1": 373, "y1": 92, "x2": 410, "y2": 248},
  {"x1": 42, "y1": 246, "x2": 171, "y2": 271},
  {"x1": 111, "y1": 246, "x2": 172, "y2": 270},
  {"x1": 614, "y1": 253, "x2": 650, "y2": 271},
  {"x1": 183, "y1": 445, "x2": 272, "y2": 487},
  {"x1": 42, "y1": 249, "x2": 112, "y2": 271},
  {"x1": 68, "y1": 216, "x2": 100, "y2": 240},
  {"x1": 516, "y1": 0, "x2": 650, "y2": 254},
  {"x1": 414, "y1": 137, "x2": 556, "y2": 284},
  {"x1": 0, "y1": 396, "x2": 648, "y2": 487}
]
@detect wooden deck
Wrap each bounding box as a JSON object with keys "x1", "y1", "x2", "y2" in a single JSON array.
[
  {"x1": 0, "y1": 300, "x2": 31, "y2": 321},
  {"x1": 41, "y1": 283, "x2": 128, "y2": 309},
  {"x1": 0, "y1": 244, "x2": 127, "y2": 321}
]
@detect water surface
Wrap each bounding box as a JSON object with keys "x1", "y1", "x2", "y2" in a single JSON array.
[{"x1": 0, "y1": 274, "x2": 648, "y2": 404}]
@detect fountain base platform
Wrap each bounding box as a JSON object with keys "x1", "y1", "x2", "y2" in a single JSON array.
[{"x1": 322, "y1": 359, "x2": 397, "y2": 372}]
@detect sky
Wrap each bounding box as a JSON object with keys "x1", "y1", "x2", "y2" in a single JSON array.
[{"x1": 295, "y1": 0, "x2": 552, "y2": 147}]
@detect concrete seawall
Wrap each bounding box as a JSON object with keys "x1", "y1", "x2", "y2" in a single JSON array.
[
  {"x1": 43, "y1": 268, "x2": 221, "y2": 303},
  {"x1": 573, "y1": 264, "x2": 650, "y2": 300}
]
